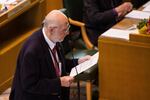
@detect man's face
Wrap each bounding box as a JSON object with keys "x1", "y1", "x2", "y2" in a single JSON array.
[{"x1": 50, "y1": 23, "x2": 70, "y2": 43}]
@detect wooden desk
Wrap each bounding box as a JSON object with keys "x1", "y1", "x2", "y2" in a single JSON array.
[{"x1": 98, "y1": 8, "x2": 150, "y2": 100}]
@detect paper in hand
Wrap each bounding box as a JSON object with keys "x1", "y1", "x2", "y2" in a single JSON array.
[{"x1": 70, "y1": 52, "x2": 99, "y2": 77}]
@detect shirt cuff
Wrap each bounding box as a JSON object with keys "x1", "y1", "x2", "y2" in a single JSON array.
[
  {"x1": 112, "y1": 8, "x2": 121, "y2": 22},
  {"x1": 112, "y1": 8, "x2": 118, "y2": 17}
]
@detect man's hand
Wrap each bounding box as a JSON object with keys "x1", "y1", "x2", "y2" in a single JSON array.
[
  {"x1": 60, "y1": 76, "x2": 74, "y2": 87},
  {"x1": 115, "y1": 2, "x2": 133, "y2": 17},
  {"x1": 78, "y1": 55, "x2": 91, "y2": 64}
]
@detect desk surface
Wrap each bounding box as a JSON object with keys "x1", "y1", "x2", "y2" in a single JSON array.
[{"x1": 0, "y1": 0, "x2": 39, "y2": 27}]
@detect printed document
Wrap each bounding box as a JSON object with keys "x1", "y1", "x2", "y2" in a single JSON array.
[
  {"x1": 143, "y1": 1, "x2": 150, "y2": 7},
  {"x1": 101, "y1": 28, "x2": 138, "y2": 40},
  {"x1": 143, "y1": 4, "x2": 150, "y2": 12},
  {"x1": 125, "y1": 10, "x2": 150, "y2": 19},
  {"x1": 70, "y1": 52, "x2": 99, "y2": 77}
]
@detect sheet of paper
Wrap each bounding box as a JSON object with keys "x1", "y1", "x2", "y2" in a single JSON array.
[
  {"x1": 125, "y1": 10, "x2": 150, "y2": 19},
  {"x1": 70, "y1": 52, "x2": 99, "y2": 77},
  {"x1": 143, "y1": 4, "x2": 150, "y2": 12},
  {"x1": 143, "y1": 1, "x2": 150, "y2": 7},
  {"x1": 0, "y1": 0, "x2": 21, "y2": 4},
  {"x1": 101, "y1": 28, "x2": 138, "y2": 40}
]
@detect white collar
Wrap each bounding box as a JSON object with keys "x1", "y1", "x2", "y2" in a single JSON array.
[{"x1": 42, "y1": 28, "x2": 56, "y2": 49}]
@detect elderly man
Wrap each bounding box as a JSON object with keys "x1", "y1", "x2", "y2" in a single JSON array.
[{"x1": 9, "y1": 10, "x2": 90, "y2": 100}]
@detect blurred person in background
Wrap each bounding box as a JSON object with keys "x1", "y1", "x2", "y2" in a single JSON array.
[{"x1": 83, "y1": 0, "x2": 133, "y2": 46}]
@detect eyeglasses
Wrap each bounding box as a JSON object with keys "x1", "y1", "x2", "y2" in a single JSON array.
[
  {"x1": 65, "y1": 24, "x2": 70, "y2": 33},
  {"x1": 50, "y1": 24, "x2": 70, "y2": 34}
]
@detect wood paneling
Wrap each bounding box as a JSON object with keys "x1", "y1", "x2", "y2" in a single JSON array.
[
  {"x1": 0, "y1": 0, "x2": 45, "y2": 94},
  {"x1": 46, "y1": 0, "x2": 63, "y2": 14}
]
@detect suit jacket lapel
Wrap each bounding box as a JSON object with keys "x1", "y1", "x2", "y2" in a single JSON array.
[
  {"x1": 56, "y1": 43, "x2": 67, "y2": 76},
  {"x1": 38, "y1": 29, "x2": 67, "y2": 76},
  {"x1": 39, "y1": 29, "x2": 58, "y2": 77}
]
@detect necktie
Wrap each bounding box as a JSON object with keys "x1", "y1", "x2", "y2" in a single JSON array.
[{"x1": 52, "y1": 46, "x2": 60, "y2": 76}]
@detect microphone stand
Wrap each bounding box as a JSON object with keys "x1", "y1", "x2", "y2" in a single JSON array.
[{"x1": 68, "y1": 38, "x2": 80, "y2": 100}]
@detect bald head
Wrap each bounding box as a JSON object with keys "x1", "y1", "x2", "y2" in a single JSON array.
[
  {"x1": 43, "y1": 10, "x2": 68, "y2": 28},
  {"x1": 43, "y1": 10, "x2": 70, "y2": 43}
]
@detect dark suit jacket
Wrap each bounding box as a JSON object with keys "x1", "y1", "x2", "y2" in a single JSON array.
[
  {"x1": 83, "y1": 0, "x2": 123, "y2": 46},
  {"x1": 9, "y1": 29, "x2": 77, "y2": 100}
]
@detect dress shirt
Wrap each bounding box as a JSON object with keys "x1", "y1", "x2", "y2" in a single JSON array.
[{"x1": 42, "y1": 28, "x2": 61, "y2": 76}]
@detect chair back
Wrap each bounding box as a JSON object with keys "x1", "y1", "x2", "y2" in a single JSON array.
[{"x1": 62, "y1": 0, "x2": 95, "y2": 49}]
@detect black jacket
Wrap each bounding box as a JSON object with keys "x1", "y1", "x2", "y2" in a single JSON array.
[
  {"x1": 9, "y1": 29, "x2": 77, "y2": 100},
  {"x1": 83, "y1": 0, "x2": 123, "y2": 46}
]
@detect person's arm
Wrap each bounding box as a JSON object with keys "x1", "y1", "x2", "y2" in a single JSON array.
[
  {"x1": 60, "y1": 76, "x2": 74, "y2": 87},
  {"x1": 115, "y1": 2, "x2": 133, "y2": 18},
  {"x1": 83, "y1": 0, "x2": 119, "y2": 25},
  {"x1": 84, "y1": 0, "x2": 132, "y2": 25}
]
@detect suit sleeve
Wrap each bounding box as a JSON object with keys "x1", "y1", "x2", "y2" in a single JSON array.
[
  {"x1": 20, "y1": 51, "x2": 61, "y2": 95},
  {"x1": 83, "y1": 0, "x2": 118, "y2": 25},
  {"x1": 65, "y1": 59, "x2": 78, "y2": 73}
]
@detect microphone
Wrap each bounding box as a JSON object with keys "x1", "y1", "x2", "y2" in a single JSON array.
[
  {"x1": 59, "y1": 8, "x2": 81, "y2": 99},
  {"x1": 68, "y1": 34, "x2": 81, "y2": 100}
]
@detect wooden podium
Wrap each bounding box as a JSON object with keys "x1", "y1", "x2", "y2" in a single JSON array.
[
  {"x1": 98, "y1": 12, "x2": 150, "y2": 100},
  {"x1": 99, "y1": 32, "x2": 150, "y2": 100}
]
